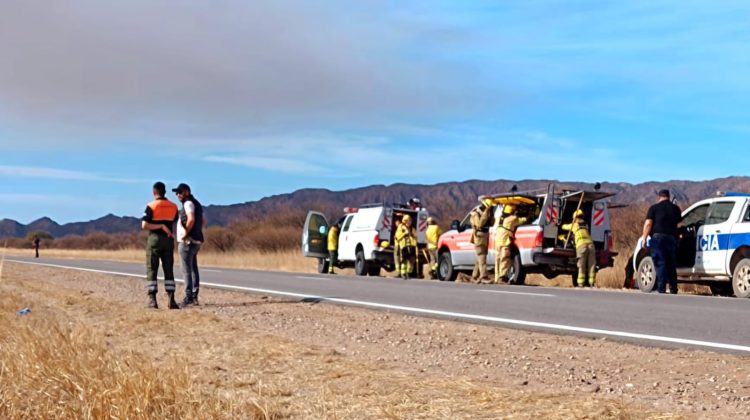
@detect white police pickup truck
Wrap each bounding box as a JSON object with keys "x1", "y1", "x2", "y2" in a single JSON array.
[{"x1": 633, "y1": 192, "x2": 750, "y2": 297}]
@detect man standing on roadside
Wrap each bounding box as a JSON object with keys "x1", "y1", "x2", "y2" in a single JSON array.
[
  {"x1": 425, "y1": 217, "x2": 442, "y2": 279},
  {"x1": 470, "y1": 198, "x2": 494, "y2": 284},
  {"x1": 642, "y1": 189, "x2": 682, "y2": 294},
  {"x1": 32, "y1": 236, "x2": 40, "y2": 258},
  {"x1": 141, "y1": 182, "x2": 180, "y2": 309},
  {"x1": 173, "y1": 183, "x2": 205, "y2": 307}
]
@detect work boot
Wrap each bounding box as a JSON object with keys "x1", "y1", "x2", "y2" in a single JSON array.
[
  {"x1": 167, "y1": 292, "x2": 180, "y2": 310},
  {"x1": 181, "y1": 294, "x2": 195, "y2": 308},
  {"x1": 147, "y1": 293, "x2": 158, "y2": 309}
]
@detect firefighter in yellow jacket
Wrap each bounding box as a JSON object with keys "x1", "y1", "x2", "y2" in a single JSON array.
[
  {"x1": 327, "y1": 222, "x2": 340, "y2": 274},
  {"x1": 561, "y1": 209, "x2": 596, "y2": 287},
  {"x1": 494, "y1": 205, "x2": 527, "y2": 284},
  {"x1": 395, "y1": 215, "x2": 417, "y2": 279},
  {"x1": 470, "y1": 199, "x2": 494, "y2": 283},
  {"x1": 425, "y1": 217, "x2": 442, "y2": 279}
]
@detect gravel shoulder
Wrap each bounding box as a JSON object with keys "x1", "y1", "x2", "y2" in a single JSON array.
[{"x1": 4, "y1": 262, "x2": 748, "y2": 418}]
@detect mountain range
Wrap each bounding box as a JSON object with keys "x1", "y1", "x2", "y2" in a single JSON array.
[{"x1": 2, "y1": 176, "x2": 749, "y2": 239}]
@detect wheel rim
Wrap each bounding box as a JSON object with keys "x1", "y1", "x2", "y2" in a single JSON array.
[
  {"x1": 639, "y1": 260, "x2": 654, "y2": 289},
  {"x1": 439, "y1": 258, "x2": 449, "y2": 278},
  {"x1": 736, "y1": 265, "x2": 750, "y2": 294}
]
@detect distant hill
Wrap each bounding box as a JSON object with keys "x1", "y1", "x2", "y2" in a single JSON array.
[{"x1": 2, "y1": 176, "x2": 749, "y2": 239}]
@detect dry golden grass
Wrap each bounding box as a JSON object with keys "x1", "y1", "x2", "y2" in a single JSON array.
[
  {"x1": 0, "y1": 290, "x2": 274, "y2": 419},
  {"x1": 0, "y1": 263, "x2": 682, "y2": 420}
]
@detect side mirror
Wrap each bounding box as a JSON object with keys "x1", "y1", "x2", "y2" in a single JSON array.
[{"x1": 450, "y1": 220, "x2": 461, "y2": 232}]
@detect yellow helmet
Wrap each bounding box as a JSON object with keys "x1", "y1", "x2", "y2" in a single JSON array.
[
  {"x1": 426, "y1": 216, "x2": 435, "y2": 224},
  {"x1": 402, "y1": 214, "x2": 412, "y2": 223},
  {"x1": 482, "y1": 198, "x2": 494, "y2": 208},
  {"x1": 503, "y1": 205, "x2": 516, "y2": 215},
  {"x1": 574, "y1": 209, "x2": 585, "y2": 218}
]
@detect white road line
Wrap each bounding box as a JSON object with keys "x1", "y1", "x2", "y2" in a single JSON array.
[
  {"x1": 479, "y1": 289, "x2": 556, "y2": 298},
  {"x1": 8, "y1": 259, "x2": 750, "y2": 353},
  {"x1": 296, "y1": 276, "x2": 331, "y2": 281},
  {"x1": 202, "y1": 269, "x2": 223, "y2": 273}
]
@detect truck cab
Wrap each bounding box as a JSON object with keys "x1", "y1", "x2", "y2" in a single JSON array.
[{"x1": 633, "y1": 192, "x2": 750, "y2": 297}]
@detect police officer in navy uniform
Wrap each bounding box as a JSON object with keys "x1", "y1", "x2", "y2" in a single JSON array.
[
  {"x1": 141, "y1": 182, "x2": 180, "y2": 309},
  {"x1": 642, "y1": 189, "x2": 682, "y2": 294}
]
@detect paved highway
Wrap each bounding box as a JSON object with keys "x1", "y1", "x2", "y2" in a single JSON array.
[{"x1": 7, "y1": 256, "x2": 750, "y2": 355}]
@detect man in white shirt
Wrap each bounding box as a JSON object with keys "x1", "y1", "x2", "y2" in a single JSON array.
[{"x1": 172, "y1": 183, "x2": 206, "y2": 306}]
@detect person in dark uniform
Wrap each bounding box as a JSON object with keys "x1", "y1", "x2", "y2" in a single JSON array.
[
  {"x1": 141, "y1": 182, "x2": 180, "y2": 309},
  {"x1": 642, "y1": 189, "x2": 682, "y2": 294},
  {"x1": 32, "y1": 236, "x2": 40, "y2": 258}
]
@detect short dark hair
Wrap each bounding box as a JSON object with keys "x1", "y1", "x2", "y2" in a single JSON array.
[
  {"x1": 153, "y1": 181, "x2": 166, "y2": 196},
  {"x1": 657, "y1": 189, "x2": 670, "y2": 198}
]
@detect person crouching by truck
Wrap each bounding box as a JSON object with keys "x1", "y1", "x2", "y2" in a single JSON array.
[
  {"x1": 395, "y1": 214, "x2": 417, "y2": 279},
  {"x1": 327, "y1": 221, "x2": 340, "y2": 274},
  {"x1": 425, "y1": 217, "x2": 442, "y2": 279},
  {"x1": 561, "y1": 209, "x2": 596, "y2": 287}
]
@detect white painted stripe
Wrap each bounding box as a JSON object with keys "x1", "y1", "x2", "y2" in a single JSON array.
[
  {"x1": 8, "y1": 259, "x2": 750, "y2": 353},
  {"x1": 202, "y1": 269, "x2": 223, "y2": 273},
  {"x1": 479, "y1": 289, "x2": 556, "y2": 298},
  {"x1": 296, "y1": 276, "x2": 331, "y2": 281}
]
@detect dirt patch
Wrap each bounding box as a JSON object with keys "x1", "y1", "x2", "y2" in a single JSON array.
[{"x1": 3, "y1": 262, "x2": 746, "y2": 418}]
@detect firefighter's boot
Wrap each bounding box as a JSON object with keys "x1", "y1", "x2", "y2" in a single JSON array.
[
  {"x1": 147, "y1": 293, "x2": 158, "y2": 309},
  {"x1": 167, "y1": 292, "x2": 180, "y2": 310}
]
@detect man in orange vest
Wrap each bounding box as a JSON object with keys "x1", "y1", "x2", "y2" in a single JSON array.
[{"x1": 141, "y1": 182, "x2": 180, "y2": 309}]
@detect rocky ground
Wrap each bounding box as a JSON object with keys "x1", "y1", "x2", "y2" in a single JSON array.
[{"x1": 3, "y1": 261, "x2": 749, "y2": 418}]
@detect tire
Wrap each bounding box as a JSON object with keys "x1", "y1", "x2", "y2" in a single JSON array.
[
  {"x1": 317, "y1": 258, "x2": 329, "y2": 274},
  {"x1": 368, "y1": 265, "x2": 382, "y2": 277},
  {"x1": 732, "y1": 259, "x2": 750, "y2": 298},
  {"x1": 354, "y1": 249, "x2": 369, "y2": 276},
  {"x1": 507, "y1": 253, "x2": 526, "y2": 285},
  {"x1": 438, "y1": 251, "x2": 457, "y2": 282},
  {"x1": 709, "y1": 282, "x2": 733, "y2": 297},
  {"x1": 636, "y1": 256, "x2": 656, "y2": 293}
]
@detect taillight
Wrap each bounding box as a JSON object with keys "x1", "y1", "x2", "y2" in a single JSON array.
[
  {"x1": 374, "y1": 234, "x2": 380, "y2": 247},
  {"x1": 534, "y1": 231, "x2": 544, "y2": 248}
]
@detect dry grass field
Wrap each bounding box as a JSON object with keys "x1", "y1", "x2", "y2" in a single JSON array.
[{"x1": 0, "y1": 262, "x2": 699, "y2": 419}]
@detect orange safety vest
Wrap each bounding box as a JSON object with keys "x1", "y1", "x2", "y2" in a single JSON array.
[{"x1": 145, "y1": 198, "x2": 178, "y2": 234}]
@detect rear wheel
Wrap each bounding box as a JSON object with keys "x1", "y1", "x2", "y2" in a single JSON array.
[
  {"x1": 317, "y1": 258, "x2": 329, "y2": 274},
  {"x1": 732, "y1": 259, "x2": 750, "y2": 298},
  {"x1": 438, "y1": 251, "x2": 457, "y2": 282},
  {"x1": 636, "y1": 256, "x2": 656, "y2": 293},
  {"x1": 507, "y1": 253, "x2": 526, "y2": 285},
  {"x1": 354, "y1": 249, "x2": 369, "y2": 276}
]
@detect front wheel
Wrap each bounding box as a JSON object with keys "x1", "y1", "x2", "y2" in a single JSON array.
[
  {"x1": 732, "y1": 259, "x2": 750, "y2": 298},
  {"x1": 636, "y1": 256, "x2": 656, "y2": 293},
  {"x1": 438, "y1": 252, "x2": 457, "y2": 282},
  {"x1": 507, "y1": 253, "x2": 526, "y2": 285},
  {"x1": 317, "y1": 258, "x2": 329, "y2": 274},
  {"x1": 354, "y1": 249, "x2": 369, "y2": 276}
]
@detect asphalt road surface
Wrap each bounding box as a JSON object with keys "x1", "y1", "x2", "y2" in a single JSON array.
[{"x1": 7, "y1": 256, "x2": 750, "y2": 355}]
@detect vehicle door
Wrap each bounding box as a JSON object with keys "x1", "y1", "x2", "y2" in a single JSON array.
[
  {"x1": 451, "y1": 208, "x2": 478, "y2": 267},
  {"x1": 302, "y1": 211, "x2": 329, "y2": 258},
  {"x1": 728, "y1": 202, "x2": 750, "y2": 272},
  {"x1": 337, "y1": 214, "x2": 356, "y2": 261},
  {"x1": 700, "y1": 201, "x2": 738, "y2": 275},
  {"x1": 676, "y1": 202, "x2": 709, "y2": 272},
  {"x1": 539, "y1": 184, "x2": 559, "y2": 244}
]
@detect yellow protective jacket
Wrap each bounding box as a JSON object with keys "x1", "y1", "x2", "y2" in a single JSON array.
[
  {"x1": 395, "y1": 224, "x2": 417, "y2": 249},
  {"x1": 327, "y1": 226, "x2": 339, "y2": 251},
  {"x1": 561, "y1": 221, "x2": 593, "y2": 249},
  {"x1": 495, "y1": 215, "x2": 528, "y2": 248},
  {"x1": 426, "y1": 225, "x2": 442, "y2": 249}
]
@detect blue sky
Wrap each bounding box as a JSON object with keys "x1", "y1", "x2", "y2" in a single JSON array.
[{"x1": 1, "y1": 0, "x2": 749, "y2": 223}]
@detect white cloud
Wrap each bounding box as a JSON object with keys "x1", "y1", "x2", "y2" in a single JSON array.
[{"x1": 0, "y1": 165, "x2": 142, "y2": 183}]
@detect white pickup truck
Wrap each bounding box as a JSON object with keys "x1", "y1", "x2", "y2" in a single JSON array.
[
  {"x1": 302, "y1": 202, "x2": 430, "y2": 276},
  {"x1": 633, "y1": 192, "x2": 750, "y2": 297}
]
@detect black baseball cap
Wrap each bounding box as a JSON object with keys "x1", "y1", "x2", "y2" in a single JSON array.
[
  {"x1": 172, "y1": 183, "x2": 191, "y2": 193},
  {"x1": 657, "y1": 189, "x2": 670, "y2": 198}
]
